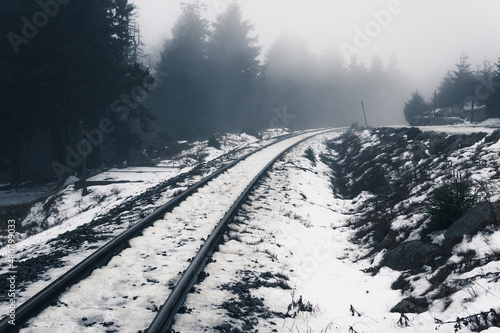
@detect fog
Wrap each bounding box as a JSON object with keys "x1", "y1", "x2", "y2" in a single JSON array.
[
  {"x1": 132, "y1": 0, "x2": 500, "y2": 100},
  {"x1": 2, "y1": 0, "x2": 500, "y2": 183}
]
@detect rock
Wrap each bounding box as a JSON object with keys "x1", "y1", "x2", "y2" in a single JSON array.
[
  {"x1": 435, "y1": 107, "x2": 466, "y2": 118},
  {"x1": 382, "y1": 240, "x2": 441, "y2": 271},
  {"x1": 406, "y1": 127, "x2": 422, "y2": 140},
  {"x1": 414, "y1": 131, "x2": 432, "y2": 141},
  {"x1": 411, "y1": 116, "x2": 429, "y2": 126},
  {"x1": 444, "y1": 133, "x2": 487, "y2": 153},
  {"x1": 412, "y1": 142, "x2": 429, "y2": 160},
  {"x1": 485, "y1": 129, "x2": 500, "y2": 144},
  {"x1": 444, "y1": 202, "x2": 500, "y2": 241},
  {"x1": 391, "y1": 297, "x2": 429, "y2": 314},
  {"x1": 412, "y1": 116, "x2": 464, "y2": 126},
  {"x1": 428, "y1": 133, "x2": 449, "y2": 154}
]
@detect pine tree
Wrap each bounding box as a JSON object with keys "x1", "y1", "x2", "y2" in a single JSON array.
[
  {"x1": 404, "y1": 90, "x2": 429, "y2": 124},
  {"x1": 149, "y1": 1, "x2": 210, "y2": 139},
  {"x1": 264, "y1": 34, "x2": 313, "y2": 128},
  {"x1": 436, "y1": 54, "x2": 475, "y2": 108},
  {"x1": 486, "y1": 58, "x2": 500, "y2": 118},
  {"x1": 207, "y1": 1, "x2": 263, "y2": 132},
  {"x1": 0, "y1": 0, "x2": 153, "y2": 183}
]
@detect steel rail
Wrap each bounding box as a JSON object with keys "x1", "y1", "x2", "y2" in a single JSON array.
[
  {"x1": 146, "y1": 129, "x2": 333, "y2": 333},
  {"x1": 0, "y1": 131, "x2": 304, "y2": 333}
]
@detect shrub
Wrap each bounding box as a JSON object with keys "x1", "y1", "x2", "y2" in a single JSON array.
[
  {"x1": 427, "y1": 174, "x2": 479, "y2": 231},
  {"x1": 304, "y1": 146, "x2": 316, "y2": 166},
  {"x1": 208, "y1": 134, "x2": 221, "y2": 150}
]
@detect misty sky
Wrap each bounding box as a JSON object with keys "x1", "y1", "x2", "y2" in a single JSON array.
[{"x1": 130, "y1": 0, "x2": 500, "y2": 99}]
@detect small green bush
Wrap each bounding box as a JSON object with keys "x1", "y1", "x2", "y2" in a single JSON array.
[
  {"x1": 304, "y1": 146, "x2": 316, "y2": 166},
  {"x1": 427, "y1": 174, "x2": 479, "y2": 231}
]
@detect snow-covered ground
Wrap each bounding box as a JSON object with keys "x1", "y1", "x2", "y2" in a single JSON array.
[
  {"x1": 172, "y1": 125, "x2": 500, "y2": 333},
  {"x1": 2, "y1": 123, "x2": 500, "y2": 332},
  {"x1": 19, "y1": 130, "x2": 331, "y2": 332},
  {"x1": 0, "y1": 130, "x2": 290, "y2": 321},
  {"x1": 172, "y1": 131, "x2": 407, "y2": 332}
]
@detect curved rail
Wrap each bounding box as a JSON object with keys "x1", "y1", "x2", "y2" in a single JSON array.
[
  {"x1": 147, "y1": 129, "x2": 333, "y2": 333},
  {"x1": 0, "y1": 129, "x2": 332, "y2": 333},
  {"x1": 0, "y1": 134, "x2": 298, "y2": 333},
  {"x1": 0, "y1": 131, "x2": 311, "y2": 333}
]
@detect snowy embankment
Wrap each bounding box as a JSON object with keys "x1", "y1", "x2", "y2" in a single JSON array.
[{"x1": 173, "y1": 125, "x2": 500, "y2": 333}]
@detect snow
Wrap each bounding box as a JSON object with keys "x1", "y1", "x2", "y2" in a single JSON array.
[
  {"x1": 19, "y1": 130, "x2": 332, "y2": 332},
  {"x1": 0, "y1": 183, "x2": 58, "y2": 207},
  {"x1": 0, "y1": 130, "x2": 289, "y2": 322},
  {"x1": 2, "y1": 124, "x2": 500, "y2": 332},
  {"x1": 1, "y1": 167, "x2": 184, "y2": 255},
  {"x1": 171, "y1": 128, "x2": 500, "y2": 333}
]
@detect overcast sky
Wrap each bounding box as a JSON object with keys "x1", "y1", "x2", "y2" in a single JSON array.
[{"x1": 130, "y1": 0, "x2": 500, "y2": 98}]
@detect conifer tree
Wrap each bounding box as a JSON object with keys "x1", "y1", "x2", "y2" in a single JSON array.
[
  {"x1": 436, "y1": 54, "x2": 475, "y2": 108},
  {"x1": 404, "y1": 90, "x2": 429, "y2": 124},
  {"x1": 486, "y1": 58, "x2": 500, "y2": 118},
  {"x1": 0, "y1": 0, "x2": 153, "y2": 183},
  {"x1": 207, "y1": 2, "x2": 263, "y2": 132},
  {"x1": 149, "y1": 1, "x2": 210, "y2": 139}
]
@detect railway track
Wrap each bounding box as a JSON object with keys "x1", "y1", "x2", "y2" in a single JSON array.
[{"x1": 1, "y1": 129, "x2": 333, "y2": 333}]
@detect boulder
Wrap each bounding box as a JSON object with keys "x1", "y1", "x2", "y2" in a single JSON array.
[
  {"x1": 485, "y1": 129, "x2": 500, "y2": 144},
  {"x1": 435, "y1": 107, "x2": 466, "y2": 118},
  {"x1": 391, "y1": 297, "x2": 429, "y2": 314},
  {"x1": 444, "y1": 202, "x2": 500, "y2": 241},
  {"x1": 412, "y1": 116, "x2": 464, "y2": 126},
  {"x1": 406, "y1": 127, "x2": 422, "y2": 141},
  {"x1": 428, "y1": 132, "x2": 449, "y2": 154},
  {"x1": 444, "y1": 132, "x2": 487, "y2": 153},
  {"x1": 382, "y1": 240, "x2": 441, "y2": 271},
  {"x1": 414, "y1": 131, "x2": 432, "y2": 141}
]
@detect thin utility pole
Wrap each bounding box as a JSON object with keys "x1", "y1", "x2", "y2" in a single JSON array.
[
  {"x1": 361, "y1": 100, "x2": 368, "y2": 127},
  {"x1": 433, "y1": 90, "x2": 437, "y2": 116},
  {"x1": 80, "y1": 121, "x2": 88, "y2": 196}
]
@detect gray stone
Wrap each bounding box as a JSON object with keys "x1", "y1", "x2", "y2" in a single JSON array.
[
  {"x1": 382, "y1": 240, "x2": 441, "y2": 271},
  {"x1": 444, "y1": 133, "x2": 487, "y2": 153},
  {"x1": 444, "y1": 202, "x2": 500, "y2": 241},
  {"x1": 391, "y1": 297, "x2": 429, "y2": 314},
  {"x1": 406, "y1": 127, "x2": 422, "y2": 140},
  {"x1": 435, "y1": 107, "x2": 466, "y2": 118},
  {"x1": 485, "y1": 129, "x2": 500, "y2": 144},
  {"x1": 428, "y1": 133, "x2": 449, "y2": 154}
]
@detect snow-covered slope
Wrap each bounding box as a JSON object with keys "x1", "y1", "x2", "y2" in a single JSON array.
[
  {"x1": 2, "y1": 125, "x2": 500, "y2": 332},
  {"x1": 173, "y1": 126, "x2": 500, "y2": 333}
]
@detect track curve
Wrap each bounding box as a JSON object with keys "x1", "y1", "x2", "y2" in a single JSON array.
[{"x1": 1, "y1": 129, "x2": 333, "y2": 333}]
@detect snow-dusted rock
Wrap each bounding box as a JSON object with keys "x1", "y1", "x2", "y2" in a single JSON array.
[
  {"x1": 444, "y1": 201, "x2": 500, "y2": 241},
  {"x1": 382, "y1": 240, "x2": 441, "y2": 271},
  {"x1": 435, "y1": 107, "x2": 466, "y2": 118},
  {"x1": 412, "y1": 115, "x2": 464, "y2": 126}
]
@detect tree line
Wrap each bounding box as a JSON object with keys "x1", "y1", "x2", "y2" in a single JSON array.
[
  {"x1": 0, "y1": 0, "x2": 154, "y2": 184},
  {"x1": 404, "y1": 54, "x2": 500, "y2": 124},
  {"x1": 1, "y1": 0, "x2": 411, "y2": 185},
  {"x1": 147, "y1": 1, "x2": 410, "y2": 149}
]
